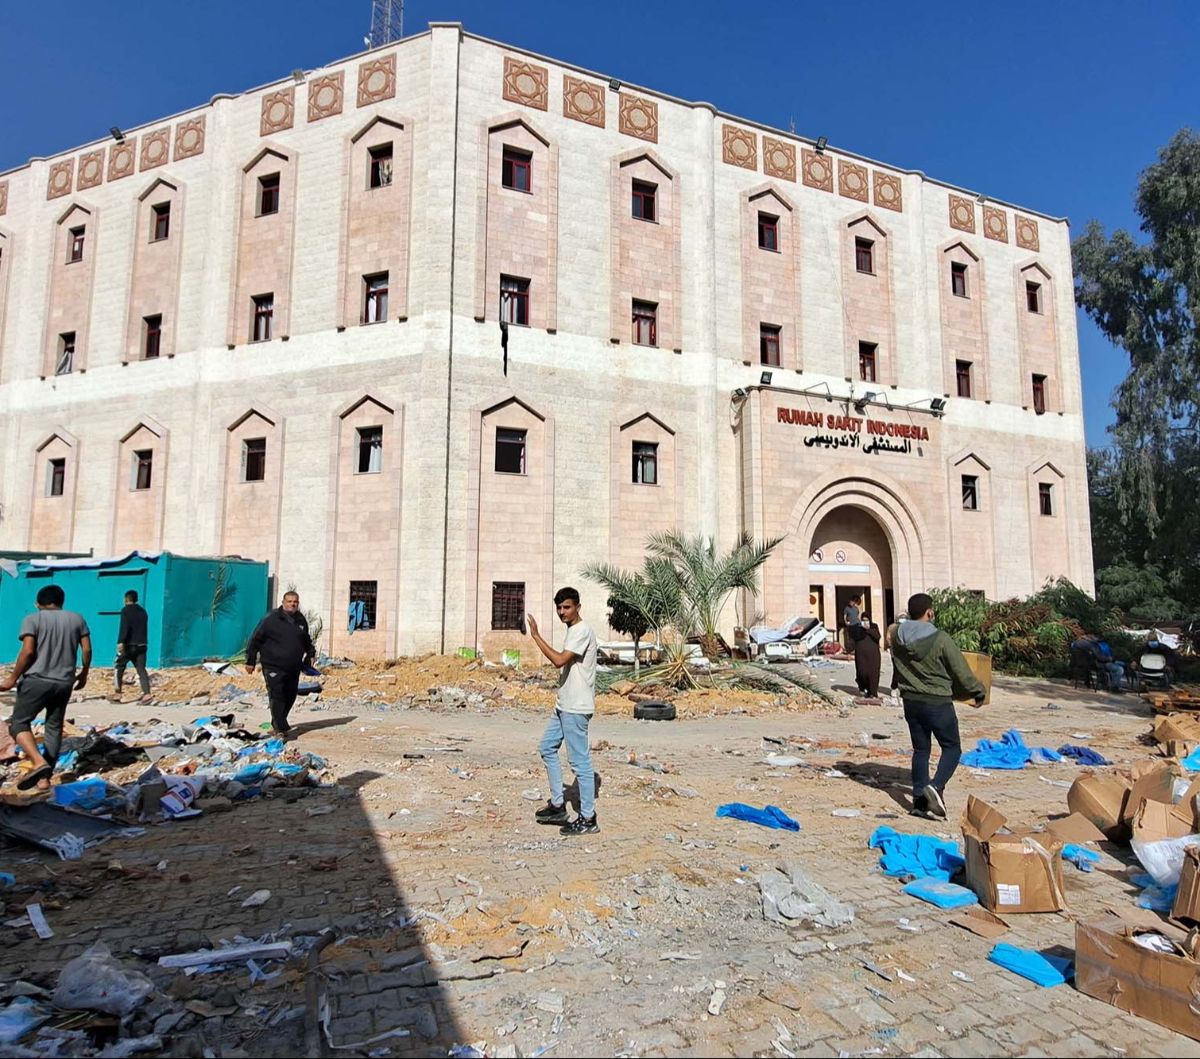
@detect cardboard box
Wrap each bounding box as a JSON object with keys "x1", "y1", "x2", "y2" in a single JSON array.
[
  {"x1": 1123, "y1": 761, "x2": 1183, "y2": 826},
  {"x1": 1131, "y1": 797, "x2": 1195, "y2": 843},
  {"x1": 1075, "y1": 912, "x2": 1200, "y2": 1040},
  {"x1": 961, "y1": 796, "x2": 1066, "y2": 913},
  {"x1": 1154, "y1": 713, "x2": 1200, "y2": 748},
  {"x1": 1067, "y1": 773, "x2": 1132, "y2": 842},
  {"x1": 957, "y1": 652, "x2": 992, "y2": 707},
  {"x1": 1172, "y1": 847, "x2": 1200, "y2": 925},
  {"x1": 1046, "y1": 811, "x2": 1107, "y2": 845}
]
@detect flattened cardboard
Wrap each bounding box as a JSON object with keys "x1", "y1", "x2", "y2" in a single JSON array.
[
  {"x1": 1171, "y1": 847, "x2": 1200, "y2": 925},
  {"x1": 1075, "y1": 913, "x2": 1200, "y2": 1040},
  {"x1": 1067, "y1": 773, "x2": 1131, "y2": 842},
  {"x1": 949, "y1": 906, "x2": 1010, "y2": 938},
  {"x1": 961, "y1": 796, "x2": 1066, "y2": 913},
  {"x1": 1122, "y1": 761, "x2": 1182, "y2": 826},
  {"x1": 1045, "y1": 812, "x2": 1107, "y2": 845}
]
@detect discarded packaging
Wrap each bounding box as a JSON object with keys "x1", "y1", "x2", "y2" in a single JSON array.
[
  {"x1": 1067, "y1": 773, "x2": 1131, "y2": 841},
  {"x1": 158, "y1": 940, "x2": 293, "y2": 969},
  {"x1": 241, "y1": 889, "x2": 272, "y2": 908},
  {"x1": 53, "y1": 942, "x2": 154, "y2": 1016},
  {"x1": 949, "y1": 906, "x2": 1010, "y2": 938},
  {"x1": 758, "y1": 863, "x2": 855, "y2": 928},
  {"x1": 961, "y1": 796, "x2": 1066, "y2": 913},
  {"x1": 1172, "y1": 846, "x2": 1200, "y2": 924},
  {"x1": 987, "y1": 943, "x2": 1073, "y2": 987}
]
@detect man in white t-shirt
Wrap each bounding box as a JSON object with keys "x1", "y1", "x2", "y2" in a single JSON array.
[{"x1": 527, "y1": 586, "x2": 599, "y2": 836}]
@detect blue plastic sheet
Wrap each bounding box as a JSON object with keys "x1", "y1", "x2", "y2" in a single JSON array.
[
  {"x1": 51, "y1": 778, "x2": 109, "y2": 811},
  {"x1": 868, "y1": 826, "x2": 965, "y2": 881},
  {"x1": 900, "y1": 877, "x2": 978, "y2": 909},
  {"x1": 987, "y1": 943, "x2": 1073, "y2": 987},
  {"x1": 715, "y1": 803, "x2": 800, "y2": 832},
  {"x1": 1058, "y1": 745, "x2": 1111, "y2": 766},
  {"x1": 961, "y1": 729, "x2": 1060, "y2": 770},
  {"x1": 1062, "y1": 843, "x2": 1101, "y2": 872},
  {"x1": 1181, "y1": 748, "x2": 1200, "y2": 772}
]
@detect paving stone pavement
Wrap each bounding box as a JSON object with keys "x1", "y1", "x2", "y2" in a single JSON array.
[{"x1": 2, "y1": 657, "x2": 1196, "y2": 1057}]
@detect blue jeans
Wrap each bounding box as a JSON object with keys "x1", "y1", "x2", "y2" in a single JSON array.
[{"x1": 539, "y1": 709, "x2": 595, "y2": 818}]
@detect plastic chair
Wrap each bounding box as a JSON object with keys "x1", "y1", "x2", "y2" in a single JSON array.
[{"x1": 1135, "y1": 652, "x2": 1172, "y2": 692}]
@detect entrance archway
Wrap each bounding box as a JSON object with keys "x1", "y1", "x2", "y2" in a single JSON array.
[{"x1": 807, "y1": 506, "x2": 895, "y2": 640}]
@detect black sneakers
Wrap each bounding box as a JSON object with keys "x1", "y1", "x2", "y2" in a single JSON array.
[
  {"x1": 923, "y1": 786, "x2": 948, "y2": 819},
  {"x1": 535, "y1": 800, "x2": 569, "y2": 825},
  {"x1": 560, "y1": 814, "x2": 600, "y2": 836}
]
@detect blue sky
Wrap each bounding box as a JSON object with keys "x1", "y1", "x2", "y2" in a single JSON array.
[{"x1": 2, "y1": 1, "x2": 1194, "y2": 446}]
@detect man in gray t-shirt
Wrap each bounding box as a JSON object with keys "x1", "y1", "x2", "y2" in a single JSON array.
[{"x1": 1, "y1": 584, "x2": 91, "y2": 791}]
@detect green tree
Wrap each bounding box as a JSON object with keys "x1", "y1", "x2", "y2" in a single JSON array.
[
  {"x1": 606, "y1": 595, "x2": 650, "y2": 677},
  {"x1": 1074, "y1": 129, "x2": 1200, "y2": 619}
]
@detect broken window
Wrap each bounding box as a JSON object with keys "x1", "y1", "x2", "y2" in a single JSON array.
[
  {"x1": 495, "y1": 427, "x2": 526, "y2": 474},
  {"x1": 369, "y1": 144, "x2": 393, "y2": 189},
  {"x1": 962, "y1": 474, "x2": 979, "y2": 511},
  {"x1": 491, "y1": 581, "x2": 525, "y2": 631},
  {"x1": 350, "y1": 580, "x2": 378, "y2": 630},
  {"x1": 632, "y1": 441, "x2": 658, "y2": 485},
  {"x1": 243, "y1": 438, "x2": 266, "y2": 482},
  {"x1": 133, "y1": 449, "x2": 153, "y2": 491},
  {"x1": 56, "y1": 332, "x2": 76, "y2": 375},
  {"x1": 47, "y1": 458, "x2": 66, "y2": 498},
  {"x1": 357, "y1": 426, "x2": 383, "y2": 474}
]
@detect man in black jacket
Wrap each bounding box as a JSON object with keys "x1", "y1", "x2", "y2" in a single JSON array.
[
  {"x1": 114, "y1": 590, "x2": 152, "y2": 703},
  {"x1": 245, "y1": 591, "x2": 315, "y2": 736}
]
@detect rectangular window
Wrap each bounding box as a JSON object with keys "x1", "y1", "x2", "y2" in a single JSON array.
[
  {"x1": 500, "y1": 275, "x2": 530, "y2": 325},
  {"x1": 1026, "y1": 280, "x2": 1042, "y2": 313},
  {"x1": 1039, "y1": 482, "x2": 1054, "y2": 517},
  {"x1": 252, "y1": 294, "x2": 273, "y2": 342},
  {"x1": 631, "y1": 179, "x2": 657, "y2": 221},
  {"x1": 491, "y1": 581, "x2": 526, "y2": 631},
  {"x1": 143, "y1": 314, "x2": 162, "y2": 359},
  {"x1": 152, "y1": 203, "x2": 170, "y2": 241},
  {"x1": 1032, "y1": 373, "x2": 1047, "y2": 415},
  {"x1": 356, "y1": 426, "x2": 383, "y2": 474},
  {"x1": 955, "y1": 359, "x2": 972, "y2": 398},
  {"x1": 962, "y1": 474, "x2": 979, "y2": 511},
  {"x1": 758, "y1": 212, "x2": 779, "y2": 251},
  {"x1": 632, "y1": 299, "x2": 658, "y2": 347},
  {"x1": 68, "y1": 226, "x2": 85, "y2": 263},
  {"x1": 494, "y1": 427, "x2": 527, "y2": 474},
  {"x1": 951, "y1": 261, "x2": 968, "y2": 297},
  {"x1": 858, "y1": 341, "x2": 877, "y2": 383},
  {"x1": 368, "y1": 143, "x2": 393, "y2": 189},
  {"x1": 47, "y1": 458, "x2": 66, "y2": 498},
  {"x1": 258, "y1": 173, "x2": 280, "y2": 216},
  {"x1": 364, "y1": 272, "x2": 389, "y2": 324},
  {"x1": 133, "y1": 449, "x2": 153, "y2": 491},
  {"x1": 56, "y1": 332, "x2": 76, "y2": 375},
  {"x1": 501, "y1": 147, "x2": 531, "y2": 193},
  {"x1": 632, "y1": 441, "x2": 658, "y2": 485},
  {"x1": 760, "y1": 323, "x2": 781, "y2": 366},
  {"x1": 855, "y1": 237, "x2": 874, "y2": 274},
  {"x1": 242, "y1": 437, "x2": 266, "y2": 482},
  {"x1": 349, "y1": 580, "x2": 378, "y2": 630}
]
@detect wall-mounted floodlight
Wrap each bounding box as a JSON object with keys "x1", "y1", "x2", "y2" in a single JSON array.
[
  {"x1": 732, "y1": 387, "x2": 747, "y2": 400},
  {"x1": 292, "y1": 69, "x2": 307, "y2": 83},
  {"x1": 609, "y1": 78, "x2": 621, "y2": 91},
  {"x1": 853, "y1": 390, "x2": 879, "y2": 414},
  {"x1": 815, "y1": 136, "x2": 828, "y2": 153},
  {"x1": 760, "y1": 371, "x2": 773, "y2": 386},
  {"x1": 799, "y1": 380, "x2": 835, "y2": 402},
  {"x1": 109, "y1": 127, "x2": 125, "y2": 143}
]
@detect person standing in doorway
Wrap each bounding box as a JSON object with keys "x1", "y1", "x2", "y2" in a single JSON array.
[
  {"x1": 0, "y1": 585, "x2": 91, "y2": 791},
  {"x1": 113, "y1": 589, "x2": 152, "y2": 703},
  {"x1": 842, "y1": 592, "x2": 863, "y2": 653},
  {"x1": 245, "y1": 591, "x2": 314, "y2": 737},
  {"x1": 527, "y1": 587, "x2": 600, "y2": 836},
  {"x1": 892, "y1": 592, "x2": 984, "y2": 820}
]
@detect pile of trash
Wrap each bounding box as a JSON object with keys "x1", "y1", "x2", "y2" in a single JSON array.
[{"x1": 1, "y1": 714, "x2": 335, "y2": 860}]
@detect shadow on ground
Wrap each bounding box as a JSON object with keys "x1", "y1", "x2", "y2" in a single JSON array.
[{"x1": 835, "y1": 759, "x2": 915, "y2": 812}]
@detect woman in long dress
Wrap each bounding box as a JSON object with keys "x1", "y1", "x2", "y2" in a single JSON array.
[{"x1": 852, "y1": 621, "x2": 882, "y2": 698}]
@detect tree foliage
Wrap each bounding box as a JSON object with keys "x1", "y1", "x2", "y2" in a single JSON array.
[{"x1": 1074, "y1": 129, "x2": 1200, "y2": 619}]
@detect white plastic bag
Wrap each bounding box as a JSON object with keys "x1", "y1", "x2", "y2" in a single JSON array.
[
  {"x1": 1131, "y1": 833, "x2": 1200, "y2": 888},
  {"x1": 53, "y1": 942, "x2": 154, "y2": 1016}
]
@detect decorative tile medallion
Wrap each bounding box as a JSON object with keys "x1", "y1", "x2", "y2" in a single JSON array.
[
  {"x1": 261, "y1": 88, "x2": 295, "y2": 135},
  {"x1": 307, "y1": 72, "x2": 345, "y2": 122},
  {"x1": 563, "y1": 74, "x2": 604, "y2": 127},
  {"x1": 722, "y1": 125, "x2": 757, "y2": 170},
  {"x1": 140, "y1": 127, "x2": 171, "y2": 171},
  {"x1": 949, "y1": 193, "x2": 976, "y2": 233},
  {"x1": 618, "y1": 94, "x2": 658, "y2": 142},
  {"x1": 77, "y1": 150, "x2": 104, "y2": 190},
  {"x1": 357, "y1": 55, "x2": 396, "y2": 106},
  {"x1": 873, "y1": 171, "x2": 902, "y2": 212},
  {"x1": 502, "y1": 57, "x2": 548, "y2": 111},
  {"x1": 801, "y1": 148, "x2": 833, "y2": 192},
  {"x1": 174, "y1": 116, "x2": 206, "y2": 160},
  {"x1": 1015, "y1": 214, "x2": 1040, "y2": 251},
  {"x1": 762, "y1": 137, "x2": 796, "y2": 181},
  {"x1": 47, "y1": 159, "x2": 74, "y2": 199},
  {"x1": 983, "y1": 205, "x2": 1008, "y2": 242},
  {"x1": 108, "y1": 140, "x2": 137, "y2": 181},
  {"x1": 838, "y1": 160, "x2": 869, "y2": 202}
]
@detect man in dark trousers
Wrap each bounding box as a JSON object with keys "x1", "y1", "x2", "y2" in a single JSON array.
[
  {"x1": 891, "y1": 591, "x2": 984, "y2": 820},
  {"x1": 245, "y1": 590, "x2": 314, "y2": 736},
  {"x1": 114, "y1": 589, "x2": 152, "y2": 703}
]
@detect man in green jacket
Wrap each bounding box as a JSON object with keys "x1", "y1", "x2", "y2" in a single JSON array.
[{"x1": 891, "y1": 592, "x2": 985, "y2": 819}]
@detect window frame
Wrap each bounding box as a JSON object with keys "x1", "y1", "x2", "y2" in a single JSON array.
[
  {"x1": 356, "y1": 425, "x2": 384, "y2": 475},
  {"x1": 501, "y1": 147, "x2": 532, "y2": 194},
  {"x1": 349, "y1": 580, "x2": 379, "y2": 630},
  {"x1": 760, "y1": 323, "x2": 781, "y2": 367},
  {"x1": 47, "y1": 457, "x2": 66, "y2": 498},
  {"x1": 951, "y1": 261, "x2": 968, "y2": 298},
  {"x1": 499, "y1": 275, "x2": 530, "y2": 326},
  {"x1": 132, "y1": 449, "x2": 154, "y2": 491},
  {"x1": 257, "y1": 173, "x2": 281, "y2": 217},
  {"x1": 151, "y1": 203, "x2": 171, "y2": 242},
  {"x1": 955, "y1": 359, "x2": 973, "y2": 399},
  {"x1": 68, "y1": 225, "x2": 85, "y2": 263},
  {"x1": 242, "y1": 437, "x2": 267, "y2": 483},
  {"x1": 854, "y1": 237, "x2": 874, "y2": 275},
  {"x1": 1032, "y1": 373, "x2": 1047, "y2": 415},
  {"x1": 1039, "y1": 482, "x2": 1054, "y2": 517},
  {"x1": 368, "y1": 143, "x2": 394, "y2": 189},
  {"x1": 143, "y1": 314, "x2": 162, "y2": 360},
  {"x1": 56, "y1": 332, "x2": 76, "y2": 376},
  {"x1": 363, "y1": 272, "x2": 389, "y2": 325},
  {"x1": 491, "y1": 581, "x2": 526, "y2": 631},
  {"x1": 252, "y1": 294, "x2": 274, "y2": 343},
  {"x1": 758, "y1": 212, "x2": 779, "y2": 252},
  {"x1": 494, "y1": 427, "x2": 527, "y2": 475},
  {"x1": 1026, "y1": 280, "x2": 1042, "y2": 313},
  {"x1": 632, "y1": 440, "x2": 659, "y2": 485},
  {"x1": 631, "y1": 179, "x2": 657, "y2": 222},
  {"x1": 961, "y1": 474, "x2": 980, "y2": 511},
  {"x1": 858, "y1": 341, "x2": 878, "y2": 383},
  {"x1": 632, "y1": 299, "x2": 658, "y2": 347}
]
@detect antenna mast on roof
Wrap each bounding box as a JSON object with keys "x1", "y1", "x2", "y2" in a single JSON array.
[{"x1": 368, "y1": 0, "x2": 403, "y2": 47}]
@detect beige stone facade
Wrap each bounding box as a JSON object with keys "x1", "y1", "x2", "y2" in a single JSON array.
[{"x1": 0, "y1": 24, "x2": 1092, "y2": 658}]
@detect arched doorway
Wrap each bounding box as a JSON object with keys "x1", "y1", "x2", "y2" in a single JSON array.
[{"x1": 807, "y1": 506, "x2": 895, "y2": 643}]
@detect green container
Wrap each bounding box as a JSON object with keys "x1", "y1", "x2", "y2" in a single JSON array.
[
  {"x1": 457, "y1": 647, "x2": 477, "y2": 660},
  {"x1": 501, "y1": 649, "x2": 521, "y2": 667}
]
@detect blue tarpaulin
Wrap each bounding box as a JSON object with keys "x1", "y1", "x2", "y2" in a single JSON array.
[
  {"x1": 868, "y1": 826, "x2": 965, "y2": 881},
  {"x1": 962, "y1": 729, "x2": 1061, "y2": 770},
  {"x1": 715, "y1": 803, "x2": 800, "y2": 831}
]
